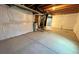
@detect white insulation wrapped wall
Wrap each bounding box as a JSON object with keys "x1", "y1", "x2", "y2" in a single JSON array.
[{"x1": 0, "y1": 5, "x2": 34, "y2": 40}]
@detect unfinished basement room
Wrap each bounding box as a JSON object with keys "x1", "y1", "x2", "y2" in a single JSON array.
[{"x1": 0, "y1": 4, "x2": 79, "y2": 54}]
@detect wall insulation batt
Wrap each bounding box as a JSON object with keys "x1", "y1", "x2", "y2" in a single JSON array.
[{"x1": 0, "y1": 5, "x2": 34, "y2": 40}]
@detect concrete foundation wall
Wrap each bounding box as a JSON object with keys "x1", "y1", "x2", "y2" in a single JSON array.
[
  {"x1": 52, "y1": 13, "x2": 79, "y2": 40},
  {"x1": 73, "y1": 13, "x2": 79, "y2": 40},
  {"x1": 52, "y1": 13, "x2": 77, "y2": 30}
]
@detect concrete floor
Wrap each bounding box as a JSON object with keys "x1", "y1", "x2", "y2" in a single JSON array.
[
  {"x1": 47, "y1": 28, "x2": 79, "y2": 43},
  {"x1": 0, "y1": 30, "x2": 79, "y2": 54}
]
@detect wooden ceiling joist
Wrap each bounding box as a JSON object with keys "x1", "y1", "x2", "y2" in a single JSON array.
[{"x1": 43, "y1": 4, "x2": 79, "y2": 15}]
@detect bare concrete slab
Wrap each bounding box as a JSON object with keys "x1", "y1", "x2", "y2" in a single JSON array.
[{"x1": 0, "y1": 31, "x2": 79, "y2": 54}]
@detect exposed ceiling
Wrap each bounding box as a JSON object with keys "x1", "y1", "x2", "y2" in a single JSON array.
[
  {"x1": 24, "y1": 4, "x2": 79, "y2": 15},
  {"x1": 24, "y1": 4, "x2": 50, "y2": 13},
  {"x1": 42, "y1": 4, "x2": 79, "y2": 15},
  {"x1": 8, "y1": 4, "x2": 79, "y2": 15}
]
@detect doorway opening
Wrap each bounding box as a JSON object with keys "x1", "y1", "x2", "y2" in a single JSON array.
[{"x1": 46, "y1": 14, "x2": 52, "y2": 30}]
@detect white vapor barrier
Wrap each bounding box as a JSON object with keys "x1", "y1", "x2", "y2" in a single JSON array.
[{"x1": 0, "y1": 5, "x2": 34, "y2": 40}]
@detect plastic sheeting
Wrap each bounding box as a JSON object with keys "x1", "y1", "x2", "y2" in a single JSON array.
[{"x1": 0, "y1": 5, "x2": 34, "y2": 40}]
